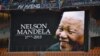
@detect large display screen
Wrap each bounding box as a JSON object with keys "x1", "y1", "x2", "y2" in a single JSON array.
[{"x1": 9, "y1": 10, "x2": 88, "y2": 51}]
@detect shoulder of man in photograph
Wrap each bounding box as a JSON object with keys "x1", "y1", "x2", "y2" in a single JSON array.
[{"x1": 46, "y1": 42, "x2": 60, "y2": 51}]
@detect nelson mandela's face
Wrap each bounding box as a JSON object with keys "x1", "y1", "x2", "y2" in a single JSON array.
[{"x1": 56, "y1": 17, "x2": 84, "y2": 51}]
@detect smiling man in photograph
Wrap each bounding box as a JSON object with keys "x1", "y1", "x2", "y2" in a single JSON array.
[{"x1": 47, "y1": 11, "x2": 85, "y2": 51}]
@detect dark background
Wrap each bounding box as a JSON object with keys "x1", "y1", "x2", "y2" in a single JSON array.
[{"x1": 10, "y1": 10, "x2": 62, "y2": 51}]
